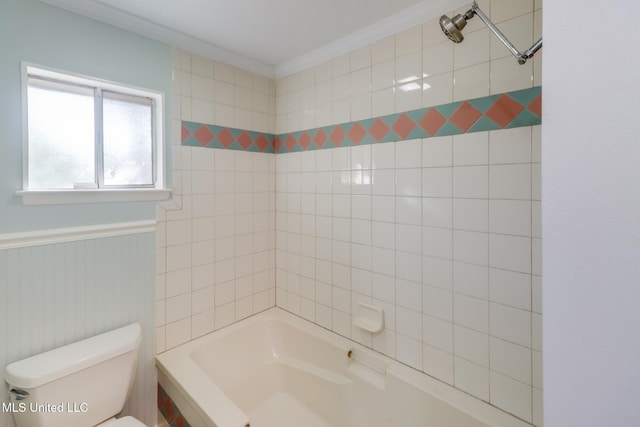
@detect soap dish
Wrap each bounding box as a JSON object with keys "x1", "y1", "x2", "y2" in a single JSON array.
[{"x1": 353, "y1": 302, "x2": 384, "y2": 333}]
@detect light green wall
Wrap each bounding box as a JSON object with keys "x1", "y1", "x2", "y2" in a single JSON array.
[{"x1": 0, "y1": 0, "x2": 173, "y2": 233}]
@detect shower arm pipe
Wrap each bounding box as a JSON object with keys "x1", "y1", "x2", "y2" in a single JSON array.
[{"x1": 470, "y1": 2, "x2": 542, "y2": 64}]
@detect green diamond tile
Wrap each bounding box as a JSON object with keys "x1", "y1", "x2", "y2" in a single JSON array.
[
  {"x1": 227, "y1": 128, "x2": 243, "y2": 144},
  {"x1": 359, "y1": 133, "x2": 379, "y2": 146},
  {"x1": 246, "y1": 143, "x2": 260, "y2": 152},
  {"x1": 323, "y1": 140, "x2": 337, "y2": 150},
  {"x1": 380, "y1": 132, "x2": 399, "y2": 144},
  {"x1": 468, "y1": 94, "x2": 501, "y2": 113},
  {"x1": 435, "y1": 122, "x2": 463, "y2": 136},
  {"x1": 359, "y1": 118, "x2": 377, "y2": 130},
  {"x1": 340, "y1": 139, "x2": 354, "y2": 148},
  {"x1": 406, "y1": 127, "x2": 428, "y2": 140},
  {"x1": 182, "y1": 121, "x2": 202, "y2": 133},
  {"x1": 507, "y1": 109, "x2": 542, "y2": 128},
  {"x1": 227, "y1": 141, "x2": 243, "y2": 151},
  {"x1": 468, "y1": 116, "x2": 503, "y2": 133},
  {"x1": 353, "y1": 119, "x2": 379, "y2": 146},
  {"x1": 508, "y1": 87, "x2": 542, "y2": 107},
  {"x1": 210, "y1": 140, "x2": 225, "y2": 149},
  {"x1": 319, "y1": 126, "x2": 335, "y2": 147},
  {"x1": 406, "y1": 109, "x2": 428, "y2": 123},
  {"x1": 182, "y1": 136, "x2": 202, "y2": 147},
  {"x1": 435, "y1": 102, "x2": 462, "y2": 119},
  {"x1": 380, "y1": 113, "x2": 401, "y2": 127},
  {"x1": 246, "y1": 130, "x2": 261, "y2": 141}
]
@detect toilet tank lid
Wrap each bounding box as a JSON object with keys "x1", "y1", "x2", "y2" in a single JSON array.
[{"x1": 5, "y1": 323, "x2": 141, "y2": 389}]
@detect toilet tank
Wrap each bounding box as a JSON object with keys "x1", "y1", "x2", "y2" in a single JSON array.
[{"x1": 4, "y1": 323, "x2": 141, "y2": 427}]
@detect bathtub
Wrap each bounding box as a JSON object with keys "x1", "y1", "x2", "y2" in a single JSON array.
[{"x1": 156, "y1": 308, "x2": 529, "y2": 427}]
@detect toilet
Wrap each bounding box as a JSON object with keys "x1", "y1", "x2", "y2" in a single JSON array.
[{"x1": 4, "y1": 323, "x2": 145, "y2": 427}]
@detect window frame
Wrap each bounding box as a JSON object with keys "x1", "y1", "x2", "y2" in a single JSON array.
[{"x1": 17, "y1": 63, "x2": 171, "y2": 205}]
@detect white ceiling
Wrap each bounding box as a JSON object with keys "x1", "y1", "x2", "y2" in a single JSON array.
[{"x1": 39, "y1": 0, "x2": 466, "y2": 78}]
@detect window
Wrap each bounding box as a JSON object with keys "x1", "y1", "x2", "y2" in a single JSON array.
[{"x1": 17, "y1": 64, "x2": 170, "y2": 205}]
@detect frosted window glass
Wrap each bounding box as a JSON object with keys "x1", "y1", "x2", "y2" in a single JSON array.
[
  {"x1": 102, "y1": 92, "x2": 153, "y2": 186},
  {"x1": 23, "y1": 66, "x2": 163, "y2": 197},
  {"x1": 27, "y1": 80, "x2": 95, "y2": 189}
]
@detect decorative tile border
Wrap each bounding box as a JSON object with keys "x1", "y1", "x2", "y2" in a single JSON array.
[
  {"x1": 275, "y1": 86, "x2": 541, "y2": 153},
  {"x1": 158, "y1": 384, "x2": 191, "y2": 427},
  {"x1": 181, "y1": 86, "x2": 541, "y2": 154},
  {"x1": 181, "y1": 122, "x2": 276, "y2": 153}
]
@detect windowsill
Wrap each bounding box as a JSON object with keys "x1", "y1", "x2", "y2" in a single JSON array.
[{"x1": 16, "y1": 188, "x2": 172, "y2": 205}]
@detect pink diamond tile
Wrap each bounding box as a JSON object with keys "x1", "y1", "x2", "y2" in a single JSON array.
[
  {"x1": 274, "y1": 136, "x2": 283, "y2": 153},
  {"x1": 217, "y1": 128, "x2": 234, "y2": 148},
  {"x1": 485, "y1": 95, "x2": 525, "y2": 128},
  {"x1": 368, "y1": 118, "x2": 390, "y2": 142},
  {"x1": 418, "y1": 108, "x2": 447, "y2": 136},
  {"x1": 528, "y1": 94, "x2": 542, "y2": 117},
  {"x1": 285, "y1": 134, "x2": 297, "y2": 151},
  {"x1": 237, "y1": 131, "x2": 253, "y2": 150},
  {"x1": 330, "y1": 126, "x2": 346, "y2": 146},
  {"x1": 314, "y1": 129, "x2": 328, "y2": 148},
  {"x1": 449, "y1": 101, "x2": 482, "y2": 132},
  {"x1": 175, "y1": 415, "x2": 187, "y2": 427},
  {"x1": 392, "y1": 113, "x2": 416, "y2": 140},
  {"x1": 299, "y1": 131, "x2": 311, "y2": 150},
  {"x1": 161, "y1": 398, "x2": 175, "y2": 422},
  {"x1": 194, "y1": 125, "x2": 214, "y2": 147},
  {"x1": 348, "y1": 122, "x2": 366, "y2": 144},
  {"x1": 157, "y1": 384, "x2": 166, "y2": 408},
  {"x1": 255, "y1": 134, "x2": 270, "y2": 152},
  {"x1": 181, "y1": 123, "x2": 191, "y2": 142}
]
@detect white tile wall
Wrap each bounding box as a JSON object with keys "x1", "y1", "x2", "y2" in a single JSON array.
[
  {"x1": 175, "y1": 50, "x2": 276, "y2": 133},
  {"x1": 159, "y1": 0, "x2": 542, "y2": 423},
  {"x1": 275, "y1": 127, "x2": 541, "y2": 423},
  {"x1": 273, "y1": 1, "x2": 542, "y2": 422},
  {"x1": 156, "y1": 49, "x2": 277, "y2": 352},
  {"x1": 158, "y1": 145, "x2": 277, "y2": 348},
  {"x1": 276, "y1": 0, "x2": 540, "y2": 135}
]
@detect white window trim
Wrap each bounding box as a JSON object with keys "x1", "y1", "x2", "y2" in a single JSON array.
[
  {"x1": 17, "y1": 63, "x2": 171, "y2": 205},
  {"x1": 15, "y1": 188, "x2": 172, "y2": 205}
]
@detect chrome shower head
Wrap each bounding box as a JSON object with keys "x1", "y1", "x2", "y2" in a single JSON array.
[
  {"x1": 439, "y1": 2, "x2": 543, "y2": 64},
  {"x1": 439, "y1": 9, "x2": 475, "y2": 43}
]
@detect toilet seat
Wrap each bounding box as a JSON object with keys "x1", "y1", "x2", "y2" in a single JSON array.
[{"x1": 97, "y1": 416, "x2": 146, "y2": 427}]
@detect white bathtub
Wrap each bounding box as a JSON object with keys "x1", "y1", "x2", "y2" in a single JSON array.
[{"x1": 156, "y1": 308, "x2": 529, "y2": 427}]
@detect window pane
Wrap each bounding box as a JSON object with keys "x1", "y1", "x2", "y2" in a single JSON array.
[
  {"x1": 103, "y1": 91, "x2": 153, "y2": 186},
  {"x1": 27, "y1": 78, "x2": 95, "y2": 189}
]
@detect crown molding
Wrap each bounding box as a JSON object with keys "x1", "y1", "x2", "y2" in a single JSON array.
[
  {"x1": 38, "y1": 0, "x2": 277, "y2": 78},
  {"x1": 274, "y1": 0, "x2": 468, "y2": 78},
  {"x1": 38, "y1": 0, "x2": 469, "y2": 80}
]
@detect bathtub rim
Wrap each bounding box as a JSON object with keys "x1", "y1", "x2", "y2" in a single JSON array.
[{"x1": 155, "y1": 307, "x2": 531, "y2": 427}]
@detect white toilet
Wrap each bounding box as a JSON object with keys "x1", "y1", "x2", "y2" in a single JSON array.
[{"x1": 4, "y1": 323, "x2": 146, "y2": 427}]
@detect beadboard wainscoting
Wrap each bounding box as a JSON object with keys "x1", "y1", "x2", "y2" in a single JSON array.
[{"x1": 0, "y1": 225, "x2": 157, "y2": 427}]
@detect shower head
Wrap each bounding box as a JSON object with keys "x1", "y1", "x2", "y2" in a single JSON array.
[
  {"x1": 439, "y1": 9, "x2": 474, "y2": 43},
  {"x1": 439, "y1": 2, "x2": 543, "y2": 64}
]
